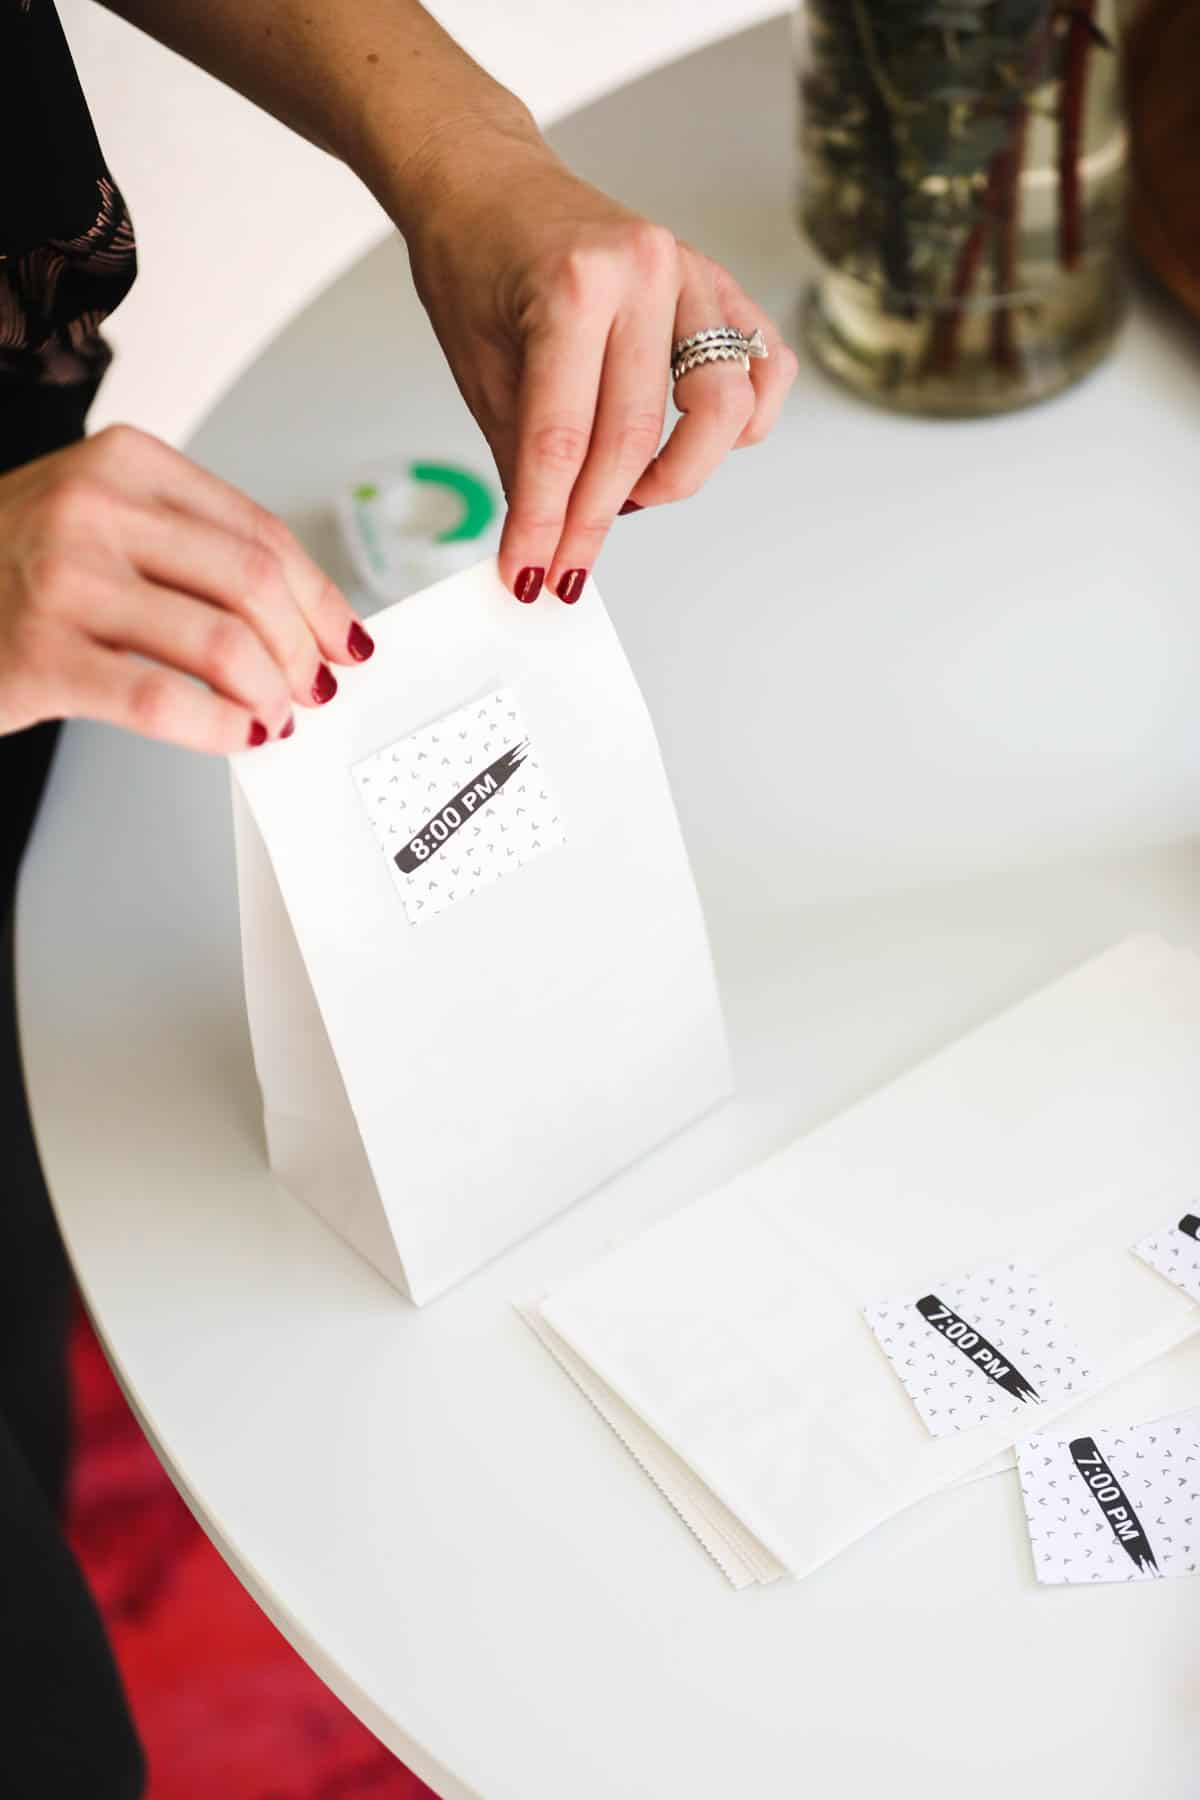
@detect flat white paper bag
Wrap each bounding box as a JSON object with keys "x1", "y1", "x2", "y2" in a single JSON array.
[
  {"x1": 232, "y1": 562, "x2": 731, "y2": 1304},
  {"x1": 531, "y1": 937, "x2": 1200, "y2": 1581}
]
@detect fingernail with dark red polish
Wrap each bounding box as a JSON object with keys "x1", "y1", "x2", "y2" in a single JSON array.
[
  {"x1": 515, "y1": 566, "x2": 544, "y2": 604},
  {"x1": 347, "y1": 621, "x2": 375, "y2": 661},
  {"x1": 247, "y1": 719, "x2": 268, "y2": 748},
  {"x1": 618, "y1": 500, "x2": 643, "y2": 516},
  {"x1": 557, "y1": 568, "x2": 587, "y2": 605},
  {"x1": 280, "y1": 715, "x2": 295, "y2": 739},
  {"x1": 313, "y1": 663, "x2": 338, "y2": 704}
]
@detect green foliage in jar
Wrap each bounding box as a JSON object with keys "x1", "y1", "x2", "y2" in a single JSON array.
[{"x1": 800, "y1": 0, "x2": 1110, "y2": 314}]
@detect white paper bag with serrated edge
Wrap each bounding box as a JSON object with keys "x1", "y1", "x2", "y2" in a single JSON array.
[{"x1": 231, "y1": 561, "x2": 731, "y2": 1304}]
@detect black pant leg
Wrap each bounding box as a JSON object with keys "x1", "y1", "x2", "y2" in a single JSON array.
[
  {"x1": 0, "y1": 371, "x2": 97, "y2": 1506},
  {"x1": 0, "y1": 377, "x2": 146, "y2": 1795},
  {"x1": 0, "y1": 369, "x2": 87, "y2": 1510},
  {"x1": 0, "y1": 1411, "x2": 146, "y2": 1800},
  {"x1": 0, "y1": 892, "x2": 71, "y2": 1512}
]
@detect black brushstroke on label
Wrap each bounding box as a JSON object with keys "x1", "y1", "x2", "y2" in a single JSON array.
[
  {"x1": 915, "y1": 1293, "x2": 1040, "y2": 1404},
  {"x1": 1178, "y1": 1215, "x2": 1200, "y2": 1242},
  {"x1": 1068, "y1": 1437, "x2": 1159, "y2": 1574},
  {"x1": 395, "y1": 741, "x2": 527, "y2": 874}
]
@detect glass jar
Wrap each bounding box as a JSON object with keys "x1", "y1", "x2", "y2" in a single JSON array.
[{"x1": 796, "y1": 0, "x2": 1128, "y2": 416}]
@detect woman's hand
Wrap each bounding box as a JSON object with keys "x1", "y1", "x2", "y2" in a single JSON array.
[
  {"x1": 102, "y1": 3, "x2": 794, "y2": 609},
  {"x1": 0, "y1": 424, "x2": 373, "y2": 752},
  {"x1": 403, "y1": 132, "x2": 798, "y2": 605}
]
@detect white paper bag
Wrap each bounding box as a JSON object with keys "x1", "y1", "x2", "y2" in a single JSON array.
[
  {"x1": 529, "y1": 936, "x2": 1200, "y2": 1583},
  {"x1": 230, "y1": 562, "x2": 731, "y2": 1304}
]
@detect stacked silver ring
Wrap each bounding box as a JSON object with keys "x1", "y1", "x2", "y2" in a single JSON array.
[{"x1": 671, "y1": 326, "x2": 768, "y2": 384}]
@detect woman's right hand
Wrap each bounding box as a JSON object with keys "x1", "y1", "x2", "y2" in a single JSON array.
[{"x1": 0, "y1": 423, "x2": 373, "y2": 753}]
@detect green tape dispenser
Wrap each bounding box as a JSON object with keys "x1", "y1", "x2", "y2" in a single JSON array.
[{"x1": 337, "y1": 460, "x2": 501, "y2": 600}]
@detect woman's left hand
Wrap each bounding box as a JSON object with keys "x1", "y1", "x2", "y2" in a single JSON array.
[{"x1": 402, "y1": 131, "x2": 798, "y2": 605}]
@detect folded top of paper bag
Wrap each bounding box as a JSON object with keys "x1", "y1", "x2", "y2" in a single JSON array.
[{"x1": 525, "y1": 935, "x2": 1200, "y2": 1586}]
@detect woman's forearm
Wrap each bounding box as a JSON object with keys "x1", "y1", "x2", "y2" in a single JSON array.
[{"x1": 96, "y1": 0, "x2": 546, "y2": 234}]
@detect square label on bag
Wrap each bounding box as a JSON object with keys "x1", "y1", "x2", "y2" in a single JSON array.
[
  {"x1": 1132, "y1": 1213, "x2": 1200, "y2": 1305},
  {"x1": 1017, "y1": 1418, "x2": 1200, "y2": 1584},
  {"x1": 862, "y1": 1260, "x2": 1093, "y2": 1438},
  {"x1": 352, "y1": 687, "x2": 566, "y2": 925}
]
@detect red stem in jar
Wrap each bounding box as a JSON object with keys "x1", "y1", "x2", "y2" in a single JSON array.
[
  {"x1": 989, "y1": 106, "x2": 1030, "y2": 372},
  {"x1": 925, "y1": 203, "x2": 992, "y2": 376},
  {"x1": 924, "y1": 7, "x2": 1058, "y2": 380},
  {"x1": 1058, "y1": 0, "x2": 1097, "y2": 269}
]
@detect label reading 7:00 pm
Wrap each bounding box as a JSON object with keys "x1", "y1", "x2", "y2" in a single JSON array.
[
  {"x1": 1068, "y1": 1437, "x2": 1159, "y2": 1574},
  {"x1": 915, "y1": 1293, "x2": 1040, "y2": 1404}
]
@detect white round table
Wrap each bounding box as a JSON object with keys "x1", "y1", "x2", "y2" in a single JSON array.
[{"x1": 19, "y1": 19, "x2": 1200, "y2": 1800}]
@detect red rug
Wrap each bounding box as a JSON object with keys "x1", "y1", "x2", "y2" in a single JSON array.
[{"x1": 65, "y1": 1304, "x2": 437, "y2": 1800}]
